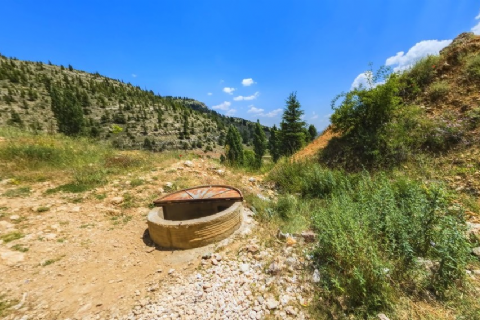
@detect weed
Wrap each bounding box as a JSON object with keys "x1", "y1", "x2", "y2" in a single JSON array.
[
  {"x1": 2, "y1": 187, "x2": 31, "y2": 198},
  {"x1": 11, "y1": 244, "x2": 28, "y2": 252},
  {"x1": 130, "y1": 178, "x2": 144, "y2": 187},
  {"x1": 0, "y1": 232, "x2": 24, "y2": 243},
  {"x1": 121, "y1": 192, "x2": 135, "y2": 209},
  {"x1": 36, "y1": 206, "x2": 50, "y2": 213},
  {"x1": 93, "y1": 192, "x2": 107, "y2": 200},
  {"x1": 428, "y1": 81, "x2": 450, "y2": 101},
  {"x1": 46, "y1": 183, "x2": 92, "y2": 194},
  {"x1": 0, "y1": 294, "x2": 17, "y2": 317},
  {"x1": 79, "y1": 223, "x2": 94, "y2": 229},
  {"x1": 40, "y1": 256, "x2": 63, "y2": 267},
  {"x1": 465, "y1": 54, "x2": 480, "y2": 80}
]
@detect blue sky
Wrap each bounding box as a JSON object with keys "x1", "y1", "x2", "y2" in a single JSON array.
[{"x1": 1, "y1": 1, "x2": 479, "y2": 130}]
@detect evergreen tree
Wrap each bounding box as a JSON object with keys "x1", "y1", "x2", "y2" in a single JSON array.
[
  {"x1": 268, "y1": 124, "x2": 281, "y2": 163},
  {"x1": 279, "y1": 92, "x2": 306, "y2": 156},
  {"x1": 253, "y1": 120, "x2": 267, "y2": 168},
  {"x1": 50, "y1": 85, "x2": 84, "y2": 136},
  {"x1": 224, "y1": 125, "x2": 243, "y2": 166},
  {"x1": 308, "y1": 124, "x2": 318, "y2": 142}
]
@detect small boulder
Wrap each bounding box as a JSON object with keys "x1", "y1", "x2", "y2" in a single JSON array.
[
  {"x1": 300, "y1": 230, "x2": 317, "y2": 243},
  {"x1": 110, "y1": 196, "x2": 124, "y2": 205},
  {"x1": 377, "y1": 314, "x2": 390, "y2": 320},
  {"x1": 472, "y1": 247, "x2": 480, "y2": 257},
  {"x1": 184, "y1": 160, "x2": 194, "y2": 168},
  {"x1": 266, "y1": 298, "x2": 279, "y2": 310}
]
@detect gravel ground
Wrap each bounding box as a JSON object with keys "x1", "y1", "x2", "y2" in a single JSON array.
[{"x1": 117, "y1": 236, "x2": 315, "y2": 320}]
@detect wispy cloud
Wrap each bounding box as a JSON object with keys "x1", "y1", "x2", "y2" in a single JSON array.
[
  {"x1": 472, "y1": 10, "x2": 480, "y2": 34},
  {"x1": 212, "y1": 101, "x2": 231, "y2": 110},
  {"x1": 242, "y1": 78, "x2": 256, "y2": 86},
  {"x1": 311, "y1": 111, "x2": 319, "y2": 120},
  {"x1": 132, "y1": 74, "x2": 137, "y2": 78},
  {"x1": 223, "y1": 87, "x2": 236, "y2": 95},
  {"x1": 207, "y1": 92, "x2": 212, "y2": 96},
  {"x1": 247, "y1": 106, "x2": 264, "y2": 114},
  {"x1": 233, "y1": 91, "x2": 260, "y2": 101},
  {"x1": 263, "y1": 108, "x2": 283, "y2": 118},
  {"x1": 226, "y1": 109, "x2": 237, "y2": 116}
]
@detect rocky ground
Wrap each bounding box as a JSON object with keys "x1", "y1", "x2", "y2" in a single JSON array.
[{"x1": 0, "y1": 158, "x2": 318, "y2": 320}]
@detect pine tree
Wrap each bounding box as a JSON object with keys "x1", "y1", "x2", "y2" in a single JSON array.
[
  {"x1": 308, "y1": 124, "x2": 318, "y2": 142},
  {"x1": 50, "y1": 85, "x2": 84, "y2": 136},
  {"x1": 268, "y1": 124, "x2": 281, "y2": 163},
  {"x1": 224, "y1": 125, "x2": 243, "y2": 166},
  {"x1": 253, "y1": 120, "x2": 267, "y2": 168},
  {"x1": 279, "y1": 92, "x2": 306, "y2": 156}
]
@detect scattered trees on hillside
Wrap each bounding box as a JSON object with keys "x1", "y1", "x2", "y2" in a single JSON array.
[
  {"x1": 253, "y1": 120, "x2": 267, "y2": 168},
  {"x1": 224, "y1": 125, "x2": 243, "y2": 166},
  {"x1": 268, "y1": 124, "x2": 281, "y2": 163},
  {"x1": 50, "y1": 85, "x2": 85, "y2": 136}
]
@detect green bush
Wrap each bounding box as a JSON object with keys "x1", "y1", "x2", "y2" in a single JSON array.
[
  {"x1": 428, "y1": 81, "x2": 450, "y2": 101},
  {"x1": 405, "y1": 55, "x2": 440, "y2": 88},
  {"x1": 465, "y1": 54, "x2": 480, "y2": 80},
  {"x1": 311, "y1": 173, "x2": 470, "y2": 315}
]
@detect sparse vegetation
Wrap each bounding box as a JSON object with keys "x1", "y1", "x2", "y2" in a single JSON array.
[{"x1": 0, "y1": 231, "x2": 24, "y2": 243}]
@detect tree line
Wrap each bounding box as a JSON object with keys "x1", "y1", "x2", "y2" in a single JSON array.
[{"x1": 223, "y1": 92, "x2": 317, "y2": 168}]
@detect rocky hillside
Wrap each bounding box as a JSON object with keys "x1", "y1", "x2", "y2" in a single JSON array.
[{"x1": 0, "y1": 54, "x2": 267, "y2": 151}]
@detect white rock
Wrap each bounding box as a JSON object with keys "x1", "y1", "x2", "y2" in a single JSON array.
[
  {"x1": 248, "y1": 177, "x2": 256, "y2": 182},
  {"x1": 9, "y1": 215, "x2": 20, "y2": 221},
  {"x1": 0, "y1": 221, "x2": 14, "y2": 230},
  {"x1": 0, "y1": 249, "x2": 25, "y2": 266},
  {"x1": 184, "y1": 161, "x2": 194, "y2": 168},
  {"x1": 164, "y1": 182, "x2": 173, "y2": 188},
  {"x1": 240, "y1": 263, "x2": 250, "y2": 273},
  {"x1": 110, "y1": 196, "x2": 124, "y2": 205},
  {"x1": 266, "y1": 298, "x2": 279, "y2": 310},
  {"x1": 472, "y1": 247, "x2": 480, "y2": 257},
  {"x1": 313, "y1": 269, "x2": 321, "y2": 283}
]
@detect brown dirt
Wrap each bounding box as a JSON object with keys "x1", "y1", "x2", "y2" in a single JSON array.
[
  {"x1": 0, "y1": 158, "x2": 267, "y2": 319},
  {"x1": 293, "y1": 127, "x2": 337, "y2": 162}
]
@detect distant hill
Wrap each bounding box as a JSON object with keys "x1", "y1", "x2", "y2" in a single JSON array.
[{"x1": 0, "y1": 54, "x2": 269, "y2": 151}]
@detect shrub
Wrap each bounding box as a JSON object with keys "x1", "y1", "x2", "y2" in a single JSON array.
[
  {"x1": 311, "y1": 174, "x2": 470, "y2": 315},
  {"x1": 465, "y1": 54, "x2": 480, "y2": 80},
  {"x1": 428, "y1": 81, "x2": 450, "y2": 101}
]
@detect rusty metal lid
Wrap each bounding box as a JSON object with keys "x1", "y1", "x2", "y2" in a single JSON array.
[{"x1": 153, "y1": 185, "x2": 243, "y2": 205}]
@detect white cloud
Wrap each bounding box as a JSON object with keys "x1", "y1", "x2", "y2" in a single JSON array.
[
  {"x1": 223, "y1": 87, "x2": 236, "y2": 95},
  {"x1": 473, "y1": 22, "x2": 480, "y2": 35},
  {"x1": 132, "y1": 74, "x2": 137, "y2": 78},
  {"x1": 233, "y1": 91, "x2": 260, "y2": 101},
  {"x1": 311, "y1": 111, "x2": 319, "y2": 120},
  {"x1": 263, "y1": 108, "x2": 283, "y2": 118},
  {"x1": 247, "y1": 106, "x2": 264, "y2": 114},
  {"x1": 212, "y1": 101, "x2": 231, "y2": 110},
  {"x1": 351, "y1": 71, "x2": 373, "y2": 90},
  {"x1": 472, "y1": 11, "x2": 480, "y2": 34},
  {"x1": 385, "y1": 39, "x2": 452, "y2": 72},
  {"x1": 207, "y1": 92, "x2": 212, "y2": 96},
  {"x1": 351, "y1": 39, "x2": 452, "y2": 89},
  {"x1": 226, "y1": 109, "x2": 237, "y2": 116},
  {"x1": 242, "y1": 78, "x2": 256, "y2": 86}
]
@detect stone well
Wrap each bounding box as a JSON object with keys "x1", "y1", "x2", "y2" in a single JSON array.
[{"x1": 147, "y1": 185, "x2": 243, "y2": 249}]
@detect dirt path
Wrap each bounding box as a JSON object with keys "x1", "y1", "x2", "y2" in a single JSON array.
[{"x1": 0, "y1": 159, "x2": 280, "y2": 319}]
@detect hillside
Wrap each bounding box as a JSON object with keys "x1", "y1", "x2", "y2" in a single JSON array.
[{"x1": 0, "y1": 54, "x2": 267, "y2": 152}]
